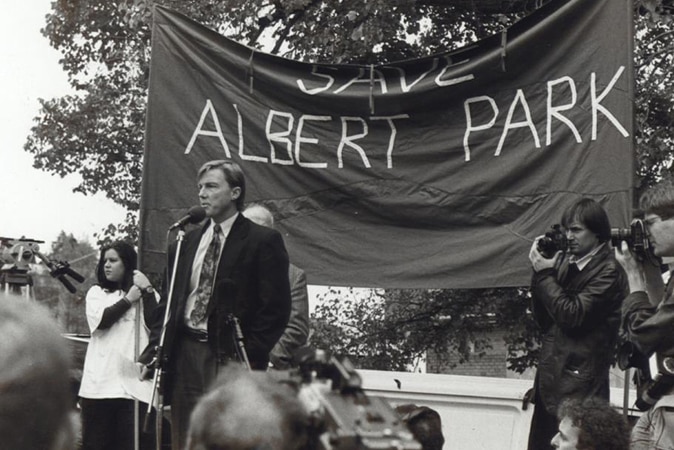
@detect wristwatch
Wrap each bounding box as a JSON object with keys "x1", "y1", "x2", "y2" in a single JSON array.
[{"x1": 143, "y1": 286, "x2": 155, "y2": 295}]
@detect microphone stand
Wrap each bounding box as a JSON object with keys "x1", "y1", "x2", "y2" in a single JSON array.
[
  {"x1": 228, "y1": 314, "x2": 251, "y2": 371},
  {"x1": 144, "y1": 227, "x2": 187, "y2": 450}
]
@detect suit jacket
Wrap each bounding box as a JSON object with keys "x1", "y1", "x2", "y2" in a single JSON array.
[
  {"x1": 530, "y1": 243, "x2": 627, "y2": 415},
  {"x1": 269, "y1": 263, "x2": 310, "y2": 369},
  {"x1": 141, "y1": 214, "x2": 291, "y2": 378}
]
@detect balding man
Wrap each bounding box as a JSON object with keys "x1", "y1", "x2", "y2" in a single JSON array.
[
  {"x1": 243, "y1": 204, "x2": 310, "y2": 369},
  {"x1": 186, "y1": 363, "x2": 310, "y2": 450}
]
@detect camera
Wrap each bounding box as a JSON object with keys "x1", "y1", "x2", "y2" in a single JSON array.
[
  {"x1": 610, "y1": 218, "x2": 650, "y2": 259},
  {"x1": 283, "y1": 348, "x2": 422, "y2": 450},
  {"x1": 617, "y1": 341, "x2": 674, "y2": 411},
  {"x1": 537, "y1": 224, "x2": 568, "y2": 258}
]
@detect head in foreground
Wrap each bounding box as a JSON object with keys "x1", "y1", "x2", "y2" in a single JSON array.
[
  {"x1": 551, "y1": 397, "x2": 628, "y2": 450},
  {"x1": 0, "y1": 294, "x2": 75, "y2": 450},
  {"x1": 186, "y1": 364, "x2": 309, "y2": 450}
]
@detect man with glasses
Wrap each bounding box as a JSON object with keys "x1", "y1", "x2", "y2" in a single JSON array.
[
  {"x1": 527, "y1": 198, "x2": 627, "y2": 450},
  {"x1": 615, "y1": 180, "x2": 674, "y2": 449}
]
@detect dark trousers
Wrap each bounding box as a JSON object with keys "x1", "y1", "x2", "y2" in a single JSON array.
[
  {"x1": 80, "y1": 398, "x2": 156, "y2": 450},
  {"x1": 527, "y1": 400, "x2": 558, "y2": 450},
  {"x1": 170, "y1": 336, "x2": 219, "y2": 450}
]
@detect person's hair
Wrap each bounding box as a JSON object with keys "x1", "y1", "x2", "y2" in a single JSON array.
[
  {"x1": 186, "y1": 364, "x2": 309, "y2": 450},
  {"x1": 639, "y1": 179, "x2": 674, "y2": 219},
  {"x1": 556, "y1": 397, "x2": 629, "y2": 450},
  {"x1": 0, "y1": 294, "x2": 75, "y2": 450},
  {"x1": 197, "y1": 159, "x2": 246, "y2": 211},
  {"x1": 560, "y1": 198, "x2": 611, "y2": 243},
  {"x1": 395, "y1": 404, "x2": 445, "y2": 450},
  {"x1": 243, "y1": 203, "x2": 274, "y2": 228},
  {"x1": 95, "y1": 240, "x2": 137, "y2": 291}
]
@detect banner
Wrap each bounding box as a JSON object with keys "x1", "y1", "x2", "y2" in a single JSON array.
[{"x1": 140, "y1": 0, "x2": 633, "y2": 288}]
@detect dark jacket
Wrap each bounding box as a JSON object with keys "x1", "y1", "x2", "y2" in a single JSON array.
[
  {"x1": 622, "y1": 277, "x2": 674, "y2": 357},
  {"x1": 140, "y1": 214, "x2": 291, "y2": 390},
  {"x1": 530, "y1": 243, "x2": 627, "y2": 414}
]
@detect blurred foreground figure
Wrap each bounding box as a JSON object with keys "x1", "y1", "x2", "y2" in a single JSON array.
[
  {"x1": 185, "y1": 364, "x2": 309, "y2": 450},
  {"x1": 551, "y1": 397, "x2": 628, "y2": 450},
  {"x1": 394, "y1": 404, "x2": 445, "y2": 450},
  {"x1": 0, "y1": 294, "x2": 76, "y2": 450}
]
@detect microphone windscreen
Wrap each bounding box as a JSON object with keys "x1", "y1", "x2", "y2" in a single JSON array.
[{"x1": 187, "y1": 206, "x2": 207, "y2": 223}]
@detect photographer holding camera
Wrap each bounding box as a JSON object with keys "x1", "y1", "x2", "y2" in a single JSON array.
[
  {"x1": 615, "y1": 180, "x2": 674, "y2": 450},
  {"x1": 527, "y1": 198, "x2": 627, "y2": 450}
]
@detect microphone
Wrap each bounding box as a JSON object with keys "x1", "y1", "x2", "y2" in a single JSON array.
[{"x1": 169, "y1": 206, "x2": 207, "y2": 230}]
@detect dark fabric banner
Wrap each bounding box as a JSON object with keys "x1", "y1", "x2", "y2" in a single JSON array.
[{"x1": 139, "y1": 0, "x2": 633, "y2": 289}]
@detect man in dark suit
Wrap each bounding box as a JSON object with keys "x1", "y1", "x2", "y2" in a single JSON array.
[
  {"x1": 141, "y1": 160, "x2": 291, "y2": 450},
  {"x1": 243, "y1": 203, "x2": 310, "y2": 369}
]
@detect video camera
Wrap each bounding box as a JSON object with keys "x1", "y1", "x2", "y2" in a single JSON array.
[
  {"x1": 284, "y1": 348, "x2": 422, "y2": 450},
  {"x1": 0, "y1": 236, "x2": 85, "y2": 293},
  {"x1": 537, "y1": 224, "x2": 568, "y2": 258},
  {"x1": 618, "y1": 341, "x2": 674, "y2": 411}
]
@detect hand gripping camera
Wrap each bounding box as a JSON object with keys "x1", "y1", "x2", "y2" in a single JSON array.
[
  {"x1": 537, "y1": 224, "x2": 568, "y2": 258},
  {"x1": 287, "y1": 349, "x2": 422, "y2": 450},
  {"x1": 610, "y1": 218, "x2": 652, "y2": 261}
]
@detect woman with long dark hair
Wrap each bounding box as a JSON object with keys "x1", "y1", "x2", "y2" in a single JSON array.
[{"x1": 78, "y1": 241, "x2": 159, "y2": 450}]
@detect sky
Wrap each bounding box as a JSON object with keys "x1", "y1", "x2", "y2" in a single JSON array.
[{"x1": 0, "y1": 1, "x2": 127, "y2": 252}]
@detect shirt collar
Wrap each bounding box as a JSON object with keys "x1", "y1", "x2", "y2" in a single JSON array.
[
  {"x1": 569, "y1": 242, "x2": 604, "y2": 271},
  {"x1": 210, "y1": 212, "x2": 238, "y2": 238}
]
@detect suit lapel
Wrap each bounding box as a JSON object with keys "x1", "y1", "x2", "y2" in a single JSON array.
[
  {"x1": 172, "y1": 224, "x2": 208, "y2": 325},
  {"x1": 206, "y1": 214, "x2": 250, "y2": 316}
]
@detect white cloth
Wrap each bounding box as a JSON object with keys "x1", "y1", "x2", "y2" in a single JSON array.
[{"x1": 78, "y1": 285, "x2": 156, "y2": 404}]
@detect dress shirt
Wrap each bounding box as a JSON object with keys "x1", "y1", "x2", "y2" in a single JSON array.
[
  {"x1": 184, "y1": 213, "x2": 238, "y2": 329},
  {"x1": 568, "y1": 242, "x2": 604, "y2": 271}
]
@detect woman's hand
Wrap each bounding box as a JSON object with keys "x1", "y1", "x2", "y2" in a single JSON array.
[
  {"x1": 133, "y1": 270, "x2": 153, "y2": 292},
  {"x1": 126, "y1": 285, "x2": 142, "y2": 303}
]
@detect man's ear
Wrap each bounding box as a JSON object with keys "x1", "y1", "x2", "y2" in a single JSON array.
[{"x1": 231, "y1": 187, "x2": 241, "y2": 200}]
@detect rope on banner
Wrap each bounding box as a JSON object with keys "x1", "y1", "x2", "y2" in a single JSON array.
[
  {"x1": 369, "y1": 64, "x2": 375, "y2": 115},
  {"x1": 248, "y1": 49, "x2": 255, "y2": 94},
  {"x1": 499, "y1": 15, "x2": 508, "y2": 72}
]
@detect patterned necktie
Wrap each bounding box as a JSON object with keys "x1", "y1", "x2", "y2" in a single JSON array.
[{"x1": 190, "y1": 224, "x2": 221, "y2": 325}]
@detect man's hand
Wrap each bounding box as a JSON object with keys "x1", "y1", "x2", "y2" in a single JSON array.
[
  {"x1": 139, "y1": 364, "x2": 155, "y2": 381},
  {"x1": 614, "y1": 240, "x2": 641, "y2": 275},
  {"x1": 529, "y1": 237, "x2": 562, "y2": 272},
  {"x1": 615, "y1": 241, "x2": 662, "y2": 299}
]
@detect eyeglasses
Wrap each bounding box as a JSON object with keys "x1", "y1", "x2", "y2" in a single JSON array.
[{"x1": 644, "y1": 216, "x2": 673, "y2": 228}]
